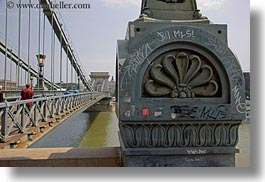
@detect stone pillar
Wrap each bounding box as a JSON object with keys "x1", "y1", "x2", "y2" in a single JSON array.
[
  {"x1": 89, "y1": 72, "x2": 110, "y2": 93},
  {"x1": 116, "y1": 0, "x2": 246, "y2": 167}
]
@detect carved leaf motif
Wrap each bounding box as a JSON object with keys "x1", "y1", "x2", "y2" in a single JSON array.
[
  {"x1": 188, "y1": 65, "x2": 213, "y2": 88},
  {"x1": 198, "y1": 125, "x2": 207, "y2": 146},
  {"x1": 221, "y1": 125, "x2": 228, "y2": 146},
  {"x1": 206, "y1": 124, "x2": 214, "y2": 146},
  {"x1": 214, "y1": 125, "x2": 222, "y2": 146},
  {"x1": 123, "y1": 125, "x2": 136, "y2": 148},
  {"x1": 167, "y1": 126, "x2": 176, "y2": 146},
  {"x1": 229, "y1": 124, "x2": 240, "y2": 146},
  {"x1": 162, "y1": 55, "x2": 179, "y2": 85},
  {"x1": 192, "y1": 80, "x2": 218, "y2": 96},
  {"x1": 224, "y1": 124, "x2": 231, "y2": 145},
  {"x1": 184, "y1": 55, "x2": 201, "y2": 84},
  {"x1": 145, "y1": 80, "x2": 172, "y2": 97},
  {"x1": 135, "y1": 125, "x2": 150, "y2": 147},
  {"x1": 176, "y1": 52, "x2": 189, "y2": 84},
  {"x1": 144, "y1": 51, "x2": 219, "y2": 98},
  {"x1": 150, "y1": 64, "x2": 176, "y2": 89},
  {"x1": 184, "y1": 126, "x2": 196, "y2": 146},
  {"x1": 151, "y1": 126, "x2": 166, "y2": 147}
]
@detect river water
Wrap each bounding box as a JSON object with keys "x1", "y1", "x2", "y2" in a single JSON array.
[{"x1": 29, "y1": 110, "x2": 250, "y2": 167}]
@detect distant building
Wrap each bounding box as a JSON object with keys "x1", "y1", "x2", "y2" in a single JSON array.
[{"x1": 0, "y1": 80, "x2": 17, "y2": 90}]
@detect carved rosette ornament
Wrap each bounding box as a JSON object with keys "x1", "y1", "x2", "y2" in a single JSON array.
[{"x1": 144, "y1": 52, "x2": 219, "y2": 98}]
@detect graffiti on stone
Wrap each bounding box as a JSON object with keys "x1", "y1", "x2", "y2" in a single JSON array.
[
  {"x1": 205, "y1": 38, "x2": 228, "y2": 56},
  {"x1": 204, "y1": 37, "x2": 246, "y2": 114},
  {"x1": 170, "y1": 106, "x2": 198, "y2": 119},
  {"x1": 156, "y1": 29, "x2": 196, "y2": 43},
  {"x1": 120, "y1": 41, "x2": 155, "y2": 90},
  {"x1": 121, "y1": 27, "x2": 198, "y2": 91},
  {"x1": 170, "y1": 105, "x2": 230, "y2": 120},
  {"x1": 232, "y1": 85, "x2": 246, "y2": 114},
  {"x1": 200, "y1": 105, "x2": 229, "y2": 120}
]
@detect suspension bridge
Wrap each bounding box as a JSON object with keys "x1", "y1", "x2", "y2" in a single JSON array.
[{"x1": 0, "y1": 0, "x2": 115, "y2": 158}]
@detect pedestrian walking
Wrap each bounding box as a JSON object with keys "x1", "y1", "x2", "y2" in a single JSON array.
[
  {"x1": 21, "y1": 84, "x2": 34, "y2": 109},
  {"x1": 0, "y1": 85, "x2": 5, "y2": 102}
]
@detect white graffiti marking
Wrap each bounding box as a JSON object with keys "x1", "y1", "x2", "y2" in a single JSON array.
[{"x1": 232, "y1": 85, "x2": 246, "y2": 114}]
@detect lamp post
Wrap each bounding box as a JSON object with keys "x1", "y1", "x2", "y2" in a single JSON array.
[
  {"x1": 30, "y1": 74, "x2": 34, "y2": 88},
  {"x1": 60, "y1": 80, "x2": 63, "y2": 91},
  {"x1": 36, "y1": 54, "x2": 46, "y2": 90},
  {"x1": 77, "y1": 75, "x2": 80, "y2": 90}
]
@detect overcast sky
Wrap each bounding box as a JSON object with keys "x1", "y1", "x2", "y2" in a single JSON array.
[{"x1": 0, "y1": 0, "x2": 250, "y2": 84}]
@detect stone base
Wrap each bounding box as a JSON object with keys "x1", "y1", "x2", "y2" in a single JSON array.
[
  {"x1": 120, "y1": 135, "x2": 238, "y2": 167},
  {"x1": 122, "y1": 153, "x2": 236, "y2": 167}
]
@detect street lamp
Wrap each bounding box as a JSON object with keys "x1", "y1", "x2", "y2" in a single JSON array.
[
  {"x1": 77, "y1": 75, "x2": 80, "y2": 90},
  {"x1": 30, "y1": 74, "x2": 34, "y2": 88},
  {"x1": 36, "y1": 54, "x2": 47, "y2": 91},
  {"x1": 60, "y1": 80, "x2": 63, "y2": 91}
]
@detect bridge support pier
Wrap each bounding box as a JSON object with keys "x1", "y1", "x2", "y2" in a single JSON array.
[
  {"x1": 86, "y1": 98, "x2": 113, "y2": 112},
  {"x1": 116, "y1": 0, "x2": 245, "y2": 167}
]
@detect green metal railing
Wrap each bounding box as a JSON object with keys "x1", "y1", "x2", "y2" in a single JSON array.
[{"x1": 0, "y1": 92, "x2": 104, "y2": 142}]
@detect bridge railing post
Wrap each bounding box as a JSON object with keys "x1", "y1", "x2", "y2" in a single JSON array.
[
  {"x1": 71, "y1": 95, "x2": 75, "y2": 109},
  {"x1": 75, "y1": 95, "x2": 79, "y2": 106},
  {"x1": 33, "y1": 102, "x2": 38, "y2": 126},
  {"x1": 43, "y1": 97, "x2": 48, "y2": 122},
  {"x1": 61, "y1": 97, "x2": 64, "y2": 113},
  {"x1": 50, "y1": 98, "x2": 54, "y2": 118},
  {"x1": 65, "y1": 96, "x2": 68, "y2": 111},
  {"x1": 78, "y1": 94, "x2": 80, "y2": 104},
  {"x1": 20, "y1": 104, "x2": 26, "y2": 132},
  {"x1": 68, "y1": 96, "x2": 71, "y2": 110},
  {"x1": 0, "y1": 102, "x2": 9, "y2": 142},
  {"x1": 60, "y1": 97, "x2": 64, "y2": 114},
  {"x1": 56, "y1": 98, "x2": 60, "y2": 115}
]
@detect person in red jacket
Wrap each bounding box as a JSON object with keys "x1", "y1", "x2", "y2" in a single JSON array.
[
  {"x1": 21, "y1": 84, "x2": 34, "y2": 108},
  {"x1": 0, "y1": 85, "x2": 5, "y2": 102}
]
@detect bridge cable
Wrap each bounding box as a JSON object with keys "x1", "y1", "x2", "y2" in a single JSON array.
[
  {"x1": 66, "y1": 45, "x2": 69, "y2": 84},
  {"x1": 38, "y1": 6, "x2": 41, "y2": 90},
  {"x1": 17, "y1": 0, "x2": 22, "y2": 90},
  {"x1": 51, "y1": 10, "x2": 55, "y2": 91},
  {"x1": 4, "y1": 0, "x2": 8, "y2": 90},
  {"x1": 71, "y1": 55, "x2": 73, "y2": 84},
  {"x1": 50, "y1": 11, "x2": 54, "y2": 91},
  {"x1": 60, "y1": 30, "x2": 63, "y2": 90},
  {"x1": 10, "y1": 49, "x2": 13, "y2": 82},
  {"x1": 27, "y1": 0, "x2": 31, "y2": 84},
  {"x1": 43, "y1": 11, "x2": 46, "y2": 55}
]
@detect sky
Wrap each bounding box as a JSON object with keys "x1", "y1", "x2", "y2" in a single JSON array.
[{"x1": 0, "y1": 0, "x2": 250, "y2": 85}]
